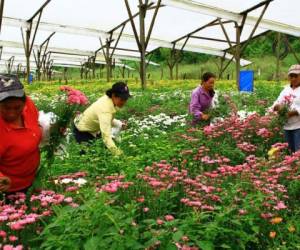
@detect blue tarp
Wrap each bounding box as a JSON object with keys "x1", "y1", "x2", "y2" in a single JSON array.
[{"x1": 239, "y1": 70, "x2": 254, "y2": 92}]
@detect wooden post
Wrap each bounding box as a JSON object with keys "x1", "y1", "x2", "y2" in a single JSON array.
[
  {"x1": 235, "y1": 25, "x2": 241, "y2": 90},
  {"x1": 139, "y1": 3, "x2": 147, "y2": 89},
  {"x1": 125, "y1": 0, "x2": 161, "y2": 89},
  {"x1": 21, "y1": 0, "x2": 51, "y2": 83},
  {"x1": 0, "y1": 0, "x2": 4, "y2": 33}
]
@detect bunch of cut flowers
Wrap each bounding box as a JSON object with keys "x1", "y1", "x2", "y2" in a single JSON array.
[
  {"x1": 42, "y1": 86, "x2": 88, "y2": 163},
  {"x1": 271, "y1": 94, "x2": 295, "y2": 128}
]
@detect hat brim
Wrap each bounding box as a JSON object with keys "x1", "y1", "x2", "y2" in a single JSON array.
[
  {"x1": 288, "y1": 70, "x2": 300, "y2": 75},
  {"x1": 0, "y1": 89, "x2": 25, "y2": 101},
  {"x1": 118, "y1": 93, "x2": 132, "y2": 100}
]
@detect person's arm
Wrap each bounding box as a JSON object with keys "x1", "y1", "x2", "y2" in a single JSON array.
[
  {"x1": 269, "y1": 88, "x2": 286, "y2": 112},
  {"x1": 0, "y1": 146, "x2": 11, "y2": 192},
  {"x1": 190, "y1": 91, "x2": 204, "y2": 120},
  {"x1": 289, "y1": 96, "x2": 300, "y2": 118},
  {"x1": 98, "y1": 113, "x2": 122, "y2": 156}
]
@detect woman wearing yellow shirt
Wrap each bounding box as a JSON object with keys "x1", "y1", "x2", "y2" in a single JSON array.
[{"x1": 73, "y1": 82, "x2": 130, "y2": 155}]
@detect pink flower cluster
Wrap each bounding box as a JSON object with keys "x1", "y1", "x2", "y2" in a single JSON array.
[
  {"x1": 282, "y1": 94, "x2": 295, "y2": 106},
  {"x1": 60, "y1": 85, "x2": 88, "y2": 105},
  {"x1": 256, "y1": 128, "x2": 273, "y2": 138},
  {"x1": 138, "y1": 161, "x2": 220, "y2": 211},
  {"x1": 236, "y1": 142, "x2": 257, "y2": 153},
  {"x1": 203, "y1": 113, "x2": 280, "y2": 155},
  {"x1": 0, "y1": 188, "x2": 82, "y2": 247},
  {"x1": 1, "y1": 245, "x2": 23, "y2": 250},
  {"x1": 175, "y1": 242, "x2": 199, "y2": 250},
  {"x1": 30, "y1": 190, "x2": 78, "y2": 208},
  {"x1": 155, "y1": 215, "x2": 175, "y2": 226},
  {"x1": 96, "y1": 175, "x2": 133, "y2": 193}
]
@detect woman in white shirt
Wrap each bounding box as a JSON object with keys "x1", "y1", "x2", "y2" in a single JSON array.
[{"x1": 271, "y1": 65, "x2": 300, "y2": 152}]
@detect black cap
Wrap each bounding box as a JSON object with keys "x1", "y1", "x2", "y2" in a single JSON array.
[
  {"x1": 111, "y1": 82, "x2": 131, "y2": 100},
  {"x1": 0, "y1": 74, "x2": 25, "y2": 101}
]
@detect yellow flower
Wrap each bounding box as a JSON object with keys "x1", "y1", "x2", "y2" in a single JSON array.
[
  {"x1": 269, "y1": 231, "x2": 276, "y2": 238},
  {"x1": 288, "y1": 226, "x2": 296, "y2": 233},
  {"x1": 270, "y1": 217, "x2": 283, "y2": 224},
  {"x1": 268, "y1": 147, "x2": 279, "y2": 157}
]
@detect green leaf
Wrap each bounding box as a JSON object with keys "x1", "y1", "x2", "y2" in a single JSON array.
[
  {"x1": 197, "y1": 241, "x2": 215, "y2": 250},
  {"x1": 220, "y1": 243, "x2": 231, "y2": 249},
  {"x1": 251, "y1": 226, "x2": 260, "y2": 234},
  {"x1": 84, "y1": 236, "x2": 101, "y2": 250},
  {"x1": 172, "y1": 231, "x2": 184, "y2": 242},
  {"x1": 166, "y1": 242, "x2": 177, "y2": 250}
]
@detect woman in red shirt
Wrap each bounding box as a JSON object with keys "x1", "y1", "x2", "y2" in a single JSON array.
[{"x1": 0, "y1": 75, "x2": 42, "y2": 193}]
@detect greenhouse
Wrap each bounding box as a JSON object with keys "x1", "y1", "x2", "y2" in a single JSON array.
[{"x1": 0, "y1": 0, "x2": 300, "y2": 249}]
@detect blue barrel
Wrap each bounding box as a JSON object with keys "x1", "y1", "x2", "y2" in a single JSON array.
[
  {"x1": 29, "y1": 73, "x2": 33, "y2": 84},
  {"x1": 239, "y1": 70, "x2": 254, "y2": 92}
]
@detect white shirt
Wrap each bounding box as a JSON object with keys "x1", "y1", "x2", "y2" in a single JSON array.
[{"x1": 271, "y1": 85, "x2": 300, "y2": 130}]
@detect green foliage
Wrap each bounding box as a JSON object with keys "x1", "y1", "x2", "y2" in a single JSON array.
[{"x1": 8, "y1": 80, "x2": 300, "y2": 249}]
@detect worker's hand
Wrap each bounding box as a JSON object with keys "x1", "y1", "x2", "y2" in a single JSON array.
[
  {"x1": 0, "y1": 176, "x2": 11, "y2": 192},
  {"x1": 201, "y1": 114, "x2": 210, "y2": 121},
  {"x1": 111, "y1": 147, "x2": 124, "y2": 157},
  {"x1": 288, "y1": 110, "x2": 299, "y2": 118},
  {"x1": 121, "y1": 121, "x2": 128, "y2": 130},
  {"x1": 273, "y1": 104, "x2": 283, "y2": 112}
]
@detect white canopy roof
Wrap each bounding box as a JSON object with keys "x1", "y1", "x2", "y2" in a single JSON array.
[{"x1": 0, "y1": 0, "x2": 299, "y2": 69}]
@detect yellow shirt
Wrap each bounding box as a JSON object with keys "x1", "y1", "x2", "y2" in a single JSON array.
[{"x1": 74, "y1": 95, "x2": 121, "y2": 155}]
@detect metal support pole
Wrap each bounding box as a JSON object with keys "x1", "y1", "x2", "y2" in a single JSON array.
[
  {"x1": 6, "y1": 56, "x2": 14, "y2": 74},
  {"x1": 17, "y1": 63, "x2": 22, "y2": 76},
  {"x1": 106, "y1": 39, "x2": 111, "y2": 82},
  {"x1": 0, "y1": 0, "x2": 4, "y2": 33},
  {"x1": 37, "y1": 32, "x2": 55, "y2": 80},
  {"x1": 125, "y1": 0, "x2": 161, "y2": 89},
  {"x1": 25, "y1": 29, "x2": 31, "y2": 82},
  {"x1": 21, "y1": 1, "x2": 51, "y2": 83},
  {"x1": 63, "y1": 67, "x2": 68, "y2": 83},
  {"x1": 92, "y1": 56, "x2": 96, "y2": 79},
  {"x1": 235, "y1": 25, "x2": 241, "y2": 90},
  {"x1": 139, "y1": 3, "x2": 147, "y2": 89}
]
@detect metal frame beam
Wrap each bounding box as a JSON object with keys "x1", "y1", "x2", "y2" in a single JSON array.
[
  {"x1": 0, "y1": 16, "x2": 266, "y2": 57},
  {"x1": 157, "y1": 0, "x2": 300, "y2": 36},
  {"x1": 189, "y1": 36, "x2": 236, "y2": 44},
  {"x1": 0, "y1": 39, "x2": 251, "y2": 68}
]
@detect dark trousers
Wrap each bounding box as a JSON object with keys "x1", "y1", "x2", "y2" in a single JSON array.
[
  {"x1": 284, "y1": 129, "x2": 300, "y2": 153},
  {"x1": 73, "y1": 125, "x2": 99, "y2": 144}
]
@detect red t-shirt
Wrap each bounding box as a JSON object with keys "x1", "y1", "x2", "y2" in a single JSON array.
[{"x1": 0, "y1": 97, "x2": 42, "y2": 192}]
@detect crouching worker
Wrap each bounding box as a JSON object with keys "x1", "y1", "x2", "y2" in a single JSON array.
[
  {"x1": 0, "y1": 75, "x2": 42, "y2": 193},
  {"x1": 73, "y1": 82, "x2": 130, "y2": 156},
  {"x1": 189, "y1": 72, "x2": 216, "y2": 125}
]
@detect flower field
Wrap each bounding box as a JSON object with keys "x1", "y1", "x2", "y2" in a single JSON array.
[{"x1": 1, "y1": 80, "x2": 300, "y2": 250}]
